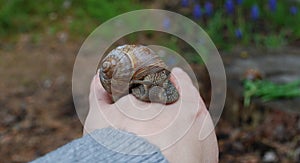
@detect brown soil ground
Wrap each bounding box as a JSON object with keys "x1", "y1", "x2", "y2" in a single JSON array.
[
  {"x1": 0, "y1": 35, "x2": 82, "y2": 162},
  {"x1": 1, "y1": 34, "x2": 300, "y2": 163}
]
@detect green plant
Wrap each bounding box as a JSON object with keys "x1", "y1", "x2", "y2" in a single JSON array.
[
  {"x1": 0, "y1": 0, "x2": 142, "y2": 39},
  {"x1": 243, "y1": 79, "x2": 300, "y2": 107},
  {"x1": 263, "y1": 33, "x2": 287, "y2": 49},
  {"x1": 83, "y1": 0, "x2": 141, "y2": 22},
  {"x1": 178, "y1": 0, "x2": 300, "y2": 49},
  {"x1": 206, "y1": 12, "x2": 226, "y2": 49}
]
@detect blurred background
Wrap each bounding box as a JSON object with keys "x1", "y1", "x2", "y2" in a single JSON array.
[{"x1": 1, "y1": 0, "x2": 300, "y2": 162}]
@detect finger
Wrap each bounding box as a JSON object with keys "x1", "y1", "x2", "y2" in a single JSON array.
[
  {"x1": 197, "y1": 110, "x2": 216, "y2": 140},
  {"x1": 117, "y1": 93, "x2": 167, "y2": 115},
  {"x1": 196, "y1": 109, "x2": 219, "y2": 162},
  {"x1": 170, "y1": 67, "x2": 193, "y2": 85},
  {"x1": 85, "y1": 72, "x2": 114, "y2": 135},
  {"x1": 89, "y1": 70, "x2": 112, "y2": 105},
  {"x1": 170, "y1": 67, "x2": 200, "y2": 102},
  {"x1": 117, "y1": 94, "x2": 149, "y2": 108}
]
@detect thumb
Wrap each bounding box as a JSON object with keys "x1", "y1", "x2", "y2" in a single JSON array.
[{"x1": 171, "y1": 67, "x2": 200, "y2": 102}]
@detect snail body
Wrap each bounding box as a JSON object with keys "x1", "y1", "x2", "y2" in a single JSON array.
[{"x1": 99, "y1": 45, "x2": 179, "y2": 104}]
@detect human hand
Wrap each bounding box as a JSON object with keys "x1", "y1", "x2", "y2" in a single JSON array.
[{"x1": 84, "y1": 67, "x2": 218, "y2": 163}]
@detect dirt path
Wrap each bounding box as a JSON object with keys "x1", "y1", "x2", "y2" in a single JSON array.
[
  {"x1": 1, "y1": 34, "x2": 300, "y2": 162},
  {"x1": 0, "y1": 35, "x2": 82, "y2": 162}
]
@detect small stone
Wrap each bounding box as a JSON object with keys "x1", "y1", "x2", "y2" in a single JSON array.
[
  {"x1": 49, "y1": 12, "x2": 58, "y2": 21},
  {"x1": 273, "y1": 124, "x2": 285, "y2": 141},
  {"x1": 262, "y1": 151, "x2": 278, "y2": 162},
  {"x1": 20, "y1": 102, "x2": 27, "y2": 110},
  {"x1": 2, "y1": 114, "x2": 17, "y2": 125},
  {"x1": 57, "y1": 32, "x2": 68, "y2": 43},
  {"x1": 63, "y1": 0, "x2": 72, "y2": 9},
  {"x1": 43, "y1": 79, "x2": 52, "y2": 88},
  {"x1": 297, "y1": 119, "x2": 300, "y2": 131},
  {"x1": 294, "y1": 147, "x2": 300, "y2": 162},
  {"x1": 232, "y1": 141, "x2": 244, "y2": 152},
  {"x1": 240, "y1": 51, "x2": 249, "y2": 58},
  {"x1": 56, "y1": 75, "x2": 66, "y2": 85}
]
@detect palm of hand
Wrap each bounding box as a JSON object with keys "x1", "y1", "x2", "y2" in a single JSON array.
[{"x1": 84, "y1": 68, "x2": 218, "y2": 163}]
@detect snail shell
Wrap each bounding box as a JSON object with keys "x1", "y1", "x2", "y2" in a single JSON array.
[{"x1": 99, "y1": 45, "x2": 179, "y2": 104}]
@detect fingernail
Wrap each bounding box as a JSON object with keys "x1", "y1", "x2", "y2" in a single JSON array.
[{"x1": 172, "y1": 67, "x2": 183, "y2": 73}]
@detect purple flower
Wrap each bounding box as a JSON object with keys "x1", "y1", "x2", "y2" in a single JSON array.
[
  {"x1": 235, "y1": 28, "x2": 242, "y2": 39},
  {"x1": 236, "y1": 0, "x2": 243, "y2": 5},
  {"x1": 225, "y1": 0, "x2": 234, "y2": 14},
  {"x1": 204, "y1": 1, "x2": 213, "y2": 16},
  {"x1": 181, "y1": 0, "x2": 189, "y2": 7},
  {"x1": 163, "y1": 17, "x2": 171, "y2": 29},
  {"x1": 268, "y1": 0, "x2": 277, "y2": 12},
  {"x1": 250, "y1": 4, "x2": 260, "y2": 20},
  {"x1": 290, "y1": 6, "x2": 298, "y2": 15},
  {"x1": 193, "y1": 4, "x2": 202, "y2": 19}
]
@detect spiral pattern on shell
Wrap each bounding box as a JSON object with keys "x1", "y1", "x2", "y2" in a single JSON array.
[{"x1": 99, "y1": 45, "x2": 179, "y2": 104}]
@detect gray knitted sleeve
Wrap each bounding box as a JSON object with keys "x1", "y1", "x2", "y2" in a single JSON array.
[{"x1": 30, "y1": 127, "x2": 168, "y2": 163}]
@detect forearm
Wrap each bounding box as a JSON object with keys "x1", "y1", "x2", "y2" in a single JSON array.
[{"x1": 30, "y1": 127, "x2": 168, "y2": 163}]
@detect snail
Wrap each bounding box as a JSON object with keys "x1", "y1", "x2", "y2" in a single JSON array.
[{"x1": 99, "y1": 45, "x2": 179, "y2": 104}]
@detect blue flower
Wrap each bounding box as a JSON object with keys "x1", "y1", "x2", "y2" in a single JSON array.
[
  {"x1": 235, "y1": 28, "x2": 242, "y2": 39},
  {"x1": 193, "y1": 4, "x2": 202, "y2": 19},
  {"x1": 236, "y1": 0, "x2": 243, "y2": 5},
  {"x1": 225, "y1": 0, "x2": 234, "y2": 14},
  {"x1": 181, "y1": 0, "x2": 189, "y2": 7},
  {"x1": 204, "y1": 1, "x2": 213, "y2": 16},
  {"x1": 250, "y1": 4, "x2": 260, "y2": 20},
  {"x1": 290, "y1": 6, "x2": 298, "y2": 15},
  {"x1": 268, "y1": 0, "x2": 277, "y2": 12},
  {"x1": 163, "y1": 17, "x2": 171, "y2": 29}
]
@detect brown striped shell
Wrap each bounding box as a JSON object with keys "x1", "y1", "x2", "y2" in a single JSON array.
[{"x1": 99, "y1": 45, "x2": 179, "y2": 104}]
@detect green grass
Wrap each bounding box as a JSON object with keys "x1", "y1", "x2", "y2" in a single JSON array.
[
  {"x1": 243, "y1": 79, "x2": 300, "y2": 107},
  {"x1": 1, "y1": 0, "x2": 300, "y2": 49},
  {"x1": 0, "y1": 0, "x2": 142, "y2": 39}
]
